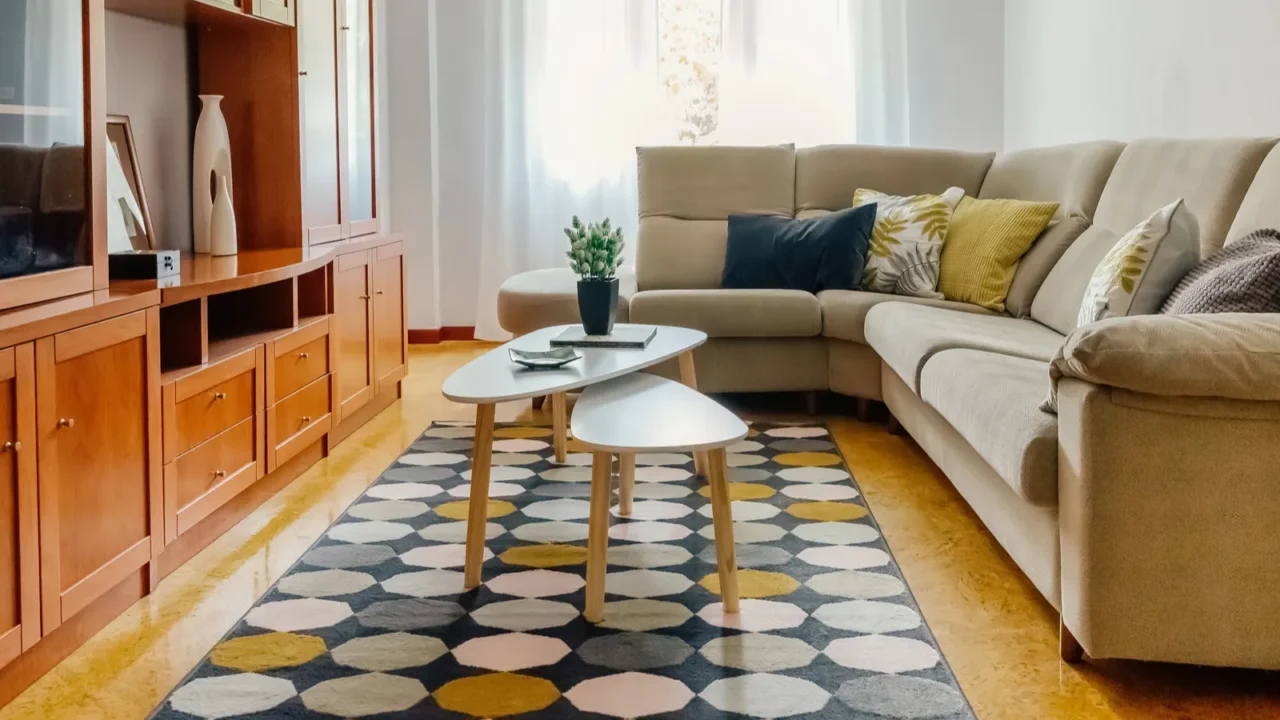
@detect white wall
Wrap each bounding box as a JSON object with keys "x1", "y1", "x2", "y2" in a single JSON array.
[
  {"x1": 1005, "y1": 0, "x2": 1280, "y2": 149},
  {"x1": 905, "y1": 0, "x2": 1004, "y2": 152}
]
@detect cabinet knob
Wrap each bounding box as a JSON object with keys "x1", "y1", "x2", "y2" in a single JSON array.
[
  {"x1": 58, "y1": 418, "x2": 75, "y2": 429},
  {"x1": 359, "y1": 295, "x2": 371, "y2": 300},
  {"x1": 299, "y1": 70, "x2": 309, "y2": 76},
  {"x1": 213, "y1": 392, "x2": 228, "y2": 400},
  {"x1": 298, "y1": 351, "x2": 310, "y2": 360},
  {"x1": 301, "y1": 416, "x2": 312, "y2": 424},
  {"x1": 212, "y1": 469, "x2": 227, "y2": 478},
  {"x1": 2, "y1": 441, "x2": 20, "y2": 452},
  {"x1": 376, "y1": 290, "x2": 385, "y2": 295},
  {"x1": 340, "y1": 25, "x2": 351, "y2": 30}
]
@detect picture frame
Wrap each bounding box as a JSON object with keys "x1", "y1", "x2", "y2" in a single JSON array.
[{"x1": 105, "y1": 114, "x2": 156, "y2": 251}]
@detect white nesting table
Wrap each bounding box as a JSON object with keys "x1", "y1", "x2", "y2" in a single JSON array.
[
  {"x1": 572, "y1": 372, "x2": 748, "y2": 623},
  {"x1": 441, "y1": 324, "x2": 707, "y2": 589}
]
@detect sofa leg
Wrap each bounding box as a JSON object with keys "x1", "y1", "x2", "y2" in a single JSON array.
[
  {"x1": 856, "y1": 398, "x2": 871, "y2": 422},
  {"x1": 887, "y1": 414, "x2": 905, "y2": 435},
  {"x1": 532, "y1": 395, "x2": 546, "y2": 411},
  {"x1": 1060, "y1": 617, "x2": 1085, "y2": 663},
  {"x1": 805, "y1": 390, "x2": 819, "y2": 416}
]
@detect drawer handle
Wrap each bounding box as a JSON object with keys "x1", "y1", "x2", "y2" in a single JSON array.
[
  {"x1": 298, "y1": 351, "x2": 310, "y2": 360},
  {"x1": 58, "y1": 417, "x2": 75, "y2": 429},
  {"x1": 2, "y1": 441, "x2": 20, "y2": 452},
  {"x1": 212, "y1": 469, "x2": 227, "y2": 478},
  {"x1": 359, "y1": 294, "x2": 371, "y2": 300},
  {"x1": 213, "y1": 392, "x2": 228, "y2": 400},
  {"x1": 376, "y1": 290, "x2": 385, "y2": 295},
  {"x1": 301, "y1": 415, "x2": 312, "y2": 424}
]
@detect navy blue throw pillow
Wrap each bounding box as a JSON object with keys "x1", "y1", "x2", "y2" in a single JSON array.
[{"x1": 722, "y1": 205, "x2": 876, "y2": 293}]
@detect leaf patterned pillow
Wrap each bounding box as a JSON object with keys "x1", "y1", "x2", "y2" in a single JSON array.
[
  {"x1": 852, "y1": 187, "x2": 966, "y2": 298},
  {"x1": 1077, "y1": 199, "x2": 1200, "y2": 327}
]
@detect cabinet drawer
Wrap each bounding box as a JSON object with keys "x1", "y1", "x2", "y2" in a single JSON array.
[
  {"x1": 173, "y1": 369, "x2": 256, "y2": 457},
  {"x1": 169, "y1": 416, "x2": 259, "y2": 537},
  {"x1": 273, "y1": 335, "x2": 329, "y2": 403},
  {"x1": 268, "y1": 374, "x2": 332, "y2": 471}
]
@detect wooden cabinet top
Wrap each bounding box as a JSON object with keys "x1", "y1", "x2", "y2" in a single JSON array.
[{"x1": 0, "y1": 286, "x2": 160, "y2": 352}]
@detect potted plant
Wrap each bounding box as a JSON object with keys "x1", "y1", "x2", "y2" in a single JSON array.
[{"x1": 566, "y1": 215, "x2": 625, "y2": 335}]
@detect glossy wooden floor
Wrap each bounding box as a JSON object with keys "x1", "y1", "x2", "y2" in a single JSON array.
[{"x1": 3, "y1": 342, "x2": 1278, "y2": 719}]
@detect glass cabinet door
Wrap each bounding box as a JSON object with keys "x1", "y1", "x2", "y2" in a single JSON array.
[
  {"x1": 342, "y1": 0, "x2": 376, "y2": 236},
  {"x1": 299, "y1": 0, "x2": 343, "y2": 244},
  {"x1": 0, "y1": 0, "x2": 89, "y2": 279}
]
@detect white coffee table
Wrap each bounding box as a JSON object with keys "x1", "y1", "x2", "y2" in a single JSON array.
[
  {"x1": 441, "y1": 324, "x2": 708, "y2": 589},
  {"x1": 572, "y1": 372, "x2": 748, "y2": 622}
]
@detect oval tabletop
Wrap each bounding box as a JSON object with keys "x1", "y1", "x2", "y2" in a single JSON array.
[
  {"x1": 571, "y1": 373, "x2": 748, "y2": 453},
  {"x1": 441, "y1": 324, "x2": 707, "y2": 404}
]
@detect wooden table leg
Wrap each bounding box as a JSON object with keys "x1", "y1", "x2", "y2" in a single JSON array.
[
  {"x1": 706, "y1": 447, "x2": 739, "y2": 613},
  {"x1": 463, "y1": 403, "x2": 496, "y2": 590},
  {"x1": 551, "y1": 391, "x2": 568, "y2": 463},
  {"x1": 585, "y1": 451, "x2": 613, "y2": 623},
  {"x1": 617, "y1": 452, "x2": 635, "y2": 517},
  {"x1": 678, "y1": 352, "x2": 709, "y2": 477}
]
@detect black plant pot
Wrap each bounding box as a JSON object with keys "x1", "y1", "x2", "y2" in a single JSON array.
[{"x1": 577, "y1": 278, "x2": 619, "y2": 336}]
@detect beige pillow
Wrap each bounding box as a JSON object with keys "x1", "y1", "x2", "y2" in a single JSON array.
[
  {"x1": 1005, "y1": 214, "x2": 1090, "y2": 318},
  {"x1": 852, "y1": 187, "x2": 965, "y2": 299}
]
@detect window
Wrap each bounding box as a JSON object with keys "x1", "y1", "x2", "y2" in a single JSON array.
[{"x1": 657, "y1": 0, "x2": 722, "y2": 145}]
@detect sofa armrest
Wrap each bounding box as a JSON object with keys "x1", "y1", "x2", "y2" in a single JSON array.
[{"x1": 1045, "y1": 313, "x2": 1280, "y2": 410}]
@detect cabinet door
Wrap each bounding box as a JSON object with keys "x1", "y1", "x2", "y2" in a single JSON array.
[
  {"x1": 372, "y1": 244, "x2": 406, "y2": 394},
  {"x1": 256, "y1": 0, "x2": 295, "y2": 24},
  {"x1": 36, "y1": 309, "x2": 161, "y2": 632},
  {"x1": 333, "y1": 251, "x2": 373, "y2": 422},
  {"x1": 298, "y1": 0, "x2": 344, "y2": 244},
  {"x1": 0, "y1": 345, "x2": 38, "y2": 670},
  {"x1": 340, "y1": 0, "x2": 377, "y2": 237}
]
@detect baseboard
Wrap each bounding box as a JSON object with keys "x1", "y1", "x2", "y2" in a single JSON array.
[{"x1": 408, "y1": 326, "x2": 474, "y2": 344}]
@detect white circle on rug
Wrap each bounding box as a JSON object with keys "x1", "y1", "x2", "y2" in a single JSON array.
[
  {"x1": 699, "y1": 673, "x2": 830, "y2": 718},
  {"x1": 491, "y1": 453, "x2": 542, "y2": 466},
  {"x1": 806, "y1": 570, "x2": 906, "y2": 599},
  {"x1": 381, "y1": 569, "x2": 466, "y2": 598},
  {"x1": 798, "y1": 546, "x2": 891, "y2": 570},
  {"x1": 348, "y1": 500, "x2": 430, "y2": 521},
  {"x1": 609, "y1": 521, "x2": 692, "y2": 542},
  {"x1": 278, "y1": 569, "x2": 375, "y2": 598},
  {"x1": 613, "y1": 500, "x2": 693, "y2": 520},
  {"x1": 607, "y1": 543, "x2": 693, "y2": 569},
  {"x1": 606, "y1": 570, "x2": 695, "y2": 598},
  {"x1": 419, "y1": 521, "x2": 504, "y2": 543},
  {"x1": 462, "y1": 466, "x2": 535, "y2": 482},
  {"x1": 540, "y1": 466, "x2": 593, "y2": 482},
  {"x1": 697, "y1": 599, "x2": 808, "y2": 632},
  {"x1": 813, "y1": 600, "x2": 922, "y2": 633},
  {"x1": 636, "y1": 453, "x2": 692, "y2": 466},
  {"x1": 399, "y1": 452, "x2": 467, "y2": 466},
  {"x1": 727, "y1": 454, "x2": 768, "y2": 468},
  {"x1": 634, "y1": 466, "x2": 693, "y2": 483},
  {"x1": 447, "y1": 482, "x2": 524, "y2": 498},
  {"x1": 776, "y1": 467, "x2": 851, "y2": 484},
  {"x1": 470, "y1": 599, "x2": 579, "y2": 632},
  {"x1": 400, "y1": 544, "x2": 492, "y2": 569},
  {"x1": 625, "y1": 484, "x2": 693, "y2": 500},
  {"x1": 698, "y1": 522, "x2": 786, "y2": 544},
  {"x1": 696, "y1": 500, "x2": 780, "y2": 522},
  {"x1": 765, "y1": 426, "x2": 829, "y2": 439},
  {"x1": 366, "y1": 483, "x2": 444, "y2": 501},
  {"x1": 420, "y1": 427, "x2": 475, "y2": 439},
  {"x1": 791, "y1": 522, "x2": 880, "y2": 545},
  {"x1": 824, "y1": 635, "x2": 940, "y2": 673},
  {"x1": 699, "y1": 634, "x2": 818, "y2": 672},
  {"x1": 487, "y1": 569, "x2": 585, "y2": 599},
  {"x1": 782, "y1": 484, "x2": 860, "y2": 501},
  {"x1": 553, "y1": 453, "x2": 595, "y2": 466},
  {"x1": 511, "y1": 521, "x2": 589, "y2": 543},
  {"x1": 565, "y1": 671, "x2": 695, "y2": 718},
  {"x1": 328, "y1": 521, "x2": 415, "y2": 543},
  {"x1": 727, "y1": 440, "x2": 764, "y2": 454},
  {"x1": 492, "y1": 439, "x2": 549, "y2": 453},
  {"x1": 246, "y1": 598, "x2": 352, "y2": 632},
  {"x1": 169, "y1": 674, "x2": 297, "y2": 719},
  {"x1": 523, "y1": 499, "x2": 591, "y2": 521}
]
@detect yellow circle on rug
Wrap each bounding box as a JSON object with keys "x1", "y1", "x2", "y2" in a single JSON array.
[
  {"x1": 773, "y1": 452, "x2": 842, "y2": 467},
  {"x1": 699, "y1": 569, "x2": 799, "y2": 598},
  {"x1": 435, "y1": 499, "x2": 517, "y2": 520},
  {"x1": 434, "y1": 673, "x2": 561, "y2": 718},
  {"x1": 697, "y1": 482, "x2": 776, "y2": 501},
  {"x1": 210, "y1": 632, "x2": 326, "y2": 672},
  {"x1": 494, "y1": 426, "x2": 553, "y2": 439},
  {"x1": 500, "y1": 544, "x2": 589, "y2": 567},
  {"x1": 786, "y1": 501, "x2": 869, "y2": 521}
]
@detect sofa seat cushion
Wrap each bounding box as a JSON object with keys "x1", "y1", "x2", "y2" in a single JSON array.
[
  {"x1": 818, "y1": 290, "x2": 994, "y2": 344},
  {"x1": 629, "y1": 289, "x2": 821, "y2": 338},
  {"x1": 497, "y1": 267, "x2": 635, "y2": 336},
  {"x1": 919, "y1": 349, "x2": 1059, "y2": 507},
  {"x1": 864, "y1": 303, "x2": 1064, "y2": 392}
]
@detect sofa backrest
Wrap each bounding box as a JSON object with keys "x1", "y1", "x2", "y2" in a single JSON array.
[
  {"x1": 1030, "y1": 137, "x2": 1278, "y2": 335},
  {"x1": 794, "y1": 145, "x2": 993, "y2": 219},
  {"x1": 636, "y1": 144, "x2": 795, "y2": 290},
  {"x1": 1225, "y1": 143, "x2": 1280, "y2": 245},
  {"x1": 979, "y1": 141, "x2": 1125, "y2": 318}
]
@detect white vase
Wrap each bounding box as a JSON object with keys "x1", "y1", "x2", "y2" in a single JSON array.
[
  {"x1": 193, "y1": 94, "x2": 233, "y2": 254},
  {"x1": 209, "y1": 176, "x2": 238, "y2": 256}
]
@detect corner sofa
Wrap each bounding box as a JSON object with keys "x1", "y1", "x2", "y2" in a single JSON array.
[{"x1": 496, "y1": 138, "x2": 1280, "y2": 670}]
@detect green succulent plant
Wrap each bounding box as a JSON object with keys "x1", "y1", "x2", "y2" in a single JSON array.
[{"x1": 565, "y1": 216, "x2": 624, "y2": 281}]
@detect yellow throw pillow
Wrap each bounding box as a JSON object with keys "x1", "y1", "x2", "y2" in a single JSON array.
[{"x1": 939, "y1": 197, "x2": 1059, "y2": 312}]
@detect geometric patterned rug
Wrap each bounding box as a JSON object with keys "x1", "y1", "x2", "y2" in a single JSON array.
[{"x1": 153, "y1": 422, "x2": 975, "y2": 719}]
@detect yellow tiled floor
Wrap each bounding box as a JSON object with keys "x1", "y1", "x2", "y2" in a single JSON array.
[{"x1": 4, "y1": 342, "x2": 1278, "y2": 719}]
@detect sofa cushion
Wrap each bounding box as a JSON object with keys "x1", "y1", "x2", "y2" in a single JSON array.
[
  {"x1": 818, "y1": 290, "x2": 994, "y2": 344},
  {"x1": 629, "y1": 289, "x2": 821, "y2": 338},
  {"x1": 796, "y1": 145, "x2": 993, "y2": 212},
  {"x1": 496, "y1": 267, "x2": 635, "y2": 336},
  {"x1": 723, "y1": 206, "x2": 875, "y2": 293},
  {"x1": 1225, "y1": 143, "x2": 1280, "y2": 245},
  {"x1": 919, "y1": 349, "x2": 1059, "y2": 507},
  {"x1": 939, "y1": 196, "x2": 1059, "y2": 311},
  {"x1": 864, "y1": 303, "x2": 1064, "y2": 392}
]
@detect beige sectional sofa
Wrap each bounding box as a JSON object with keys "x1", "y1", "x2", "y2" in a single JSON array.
[{"x1": 496, "y1": 138, "x2": 1280, "y2": 669}]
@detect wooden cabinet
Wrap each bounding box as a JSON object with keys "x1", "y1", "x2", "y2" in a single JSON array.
[
  {"x1": 265, "y1": 318, "x2": 333, "y2": 471},
  {"x1": 0, "y1": 345, "x2": 38, "y2": 670},
  {"x1": 333, "y1": 251, "x2": 373, "y2": 422},
  {"x1": 35, "y1": 309, "x2": 161, "y2": 632},
  {"x1": 372, "y1": 244, "x2": 406, "y2": 395},
  {"x1": 298, "y1": 0, "x2": 378, "y2": 244}
]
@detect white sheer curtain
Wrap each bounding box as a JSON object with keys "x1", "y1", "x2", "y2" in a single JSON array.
[{"x1": 430, "y1": 0, "x2": 909, "y2": 339}]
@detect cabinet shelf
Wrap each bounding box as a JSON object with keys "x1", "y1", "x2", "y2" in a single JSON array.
[
  {"x1": 163, "y1": 314, "x2": 328, "y2": 386},
  {"x1": 0, "y1": 105, "x2": 72, "y2": 117}
]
